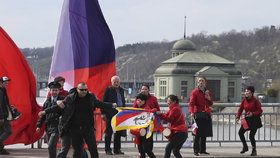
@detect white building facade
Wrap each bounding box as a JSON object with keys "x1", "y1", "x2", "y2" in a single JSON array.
[{"x1": 154, "y1": 39, "x2": 242, "y2": 102}]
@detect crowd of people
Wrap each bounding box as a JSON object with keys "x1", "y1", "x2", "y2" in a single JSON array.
[{"x1": 0, "y1": 75, "x2": 264, "y2": 158}]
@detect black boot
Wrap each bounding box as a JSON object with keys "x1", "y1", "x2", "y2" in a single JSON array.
[
  {"x1": 240, "y1": 146, "x2": 248, "y2": 154},
  {"x1": 251, "y1": 148, "x2": 257, "y2": 156}
]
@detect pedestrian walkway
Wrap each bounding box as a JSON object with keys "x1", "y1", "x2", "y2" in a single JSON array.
[{"x1": 1, "y1": 146, "x2": 279, "y2": 158}]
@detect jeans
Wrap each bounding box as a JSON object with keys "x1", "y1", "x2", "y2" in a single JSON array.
[
  {"x1": 57, "y1": 133, "x2": 71, "y2": 158},
  {"x1": 46, "y1": 132, "x2": 59, "y2": 158}
]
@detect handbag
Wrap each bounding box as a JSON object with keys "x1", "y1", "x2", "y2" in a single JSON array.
[{"x1": 244, "y1": 115, "x2": 262, "y2": 130}]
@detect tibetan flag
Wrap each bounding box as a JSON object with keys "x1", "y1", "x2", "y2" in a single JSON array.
[
  {"x1": 49, "y1": 0, "x2": 116, "y2": 141},
  {"x1": 111, "y1": 107, "x2": 156, "y2": 138},
  {"x1": 0, "y1": 27, "x2": 44, "y2": 145}
]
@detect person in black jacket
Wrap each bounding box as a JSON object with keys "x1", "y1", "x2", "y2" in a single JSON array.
[
  {"x1": 56, "y1": 82, "x2": 116, "y2": 158},
  {"x1": 39, "y1": 87, "x2": 87, "y2": 158},
  {"x1": 102, "y1": 76, "x2": 126, "y2": 155},
  {"x1": 36, "y1": 82, "x2": 64, "y2": 158},
  {"x1": 0, "y1": 76, "x2": 12, "y2": 155}
]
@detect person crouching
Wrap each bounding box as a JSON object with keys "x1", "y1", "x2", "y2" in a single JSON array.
[
  {"x1": 157, "y1": 95, "x2": 188, "y2": 158},
  {"x1": 133, "y1": 93, "x2": 156, "y2": 158}
]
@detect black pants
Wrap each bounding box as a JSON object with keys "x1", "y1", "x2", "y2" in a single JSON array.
[
  {"x1": 138, "y1": 134, "x2": 155, "y2": 158},
  {"x1": 71, "y1": 126, "x2": 97, "y2": 158},
  {"x1": 104, "y1": 117, "x2": 122, "y2": 152},
  {"x1": 193, "y1": 136, "x2": 206, "y2": 153},
  {"x1": 164, "y1": 132, "x2": 187, "y2": 158},
  {"x1": 239, "y1": 125, "x2": 257, "y2": 149}
]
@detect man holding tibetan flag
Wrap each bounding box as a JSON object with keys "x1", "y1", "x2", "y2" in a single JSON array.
[{"x1": 49, "y1": 0, "x2": 116, "y2": 141}]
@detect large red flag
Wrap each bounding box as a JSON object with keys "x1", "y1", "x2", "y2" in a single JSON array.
[
  {"x1": 0, "y1": 27, "x2": 44, "y2": 145},
  {"x1": 49, "y1": 0, "x2": 116, "y2": 141}
]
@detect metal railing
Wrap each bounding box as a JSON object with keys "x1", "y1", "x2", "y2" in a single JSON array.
[{"x1": 32, "y1": 103, "x2": 280, "y2": 148}]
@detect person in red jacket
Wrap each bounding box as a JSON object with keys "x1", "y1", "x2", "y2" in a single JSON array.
[
  {"x1": 133, "y1": 84, "x2": 160, "y2": 112},
  {"x1": 189, "y1": 76, "x2": 213, "y2": 156},
  {"x1": 236, "y1": 86, "x2": 263, "y2": 156},
  {"x1": 157, "y1": 95, "x2": 188, "y2": 158},
  {"x1": 133, "y1": 84, "x2": 161, "y2": 132},
  {"x1": 133, "y1": 84, "x2": 159, "y2": 158},
  {"x1": 133, "y1": 93, "x2": 156, "y2": 158}
]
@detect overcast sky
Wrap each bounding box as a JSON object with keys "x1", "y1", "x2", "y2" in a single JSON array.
[{"x1": 0, "y1": 0, "x2": 279, "y2": 48}]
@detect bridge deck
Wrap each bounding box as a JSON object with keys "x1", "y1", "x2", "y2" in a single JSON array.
[{"x1": 1, "y1": 146, "x2": 279, "y2": 158}]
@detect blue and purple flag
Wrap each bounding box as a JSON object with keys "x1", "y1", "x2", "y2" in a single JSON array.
[
  {"x1": 49, "y1": 0, "x2": 116, "y2": 141},
  {"x1": 50, "y1": 0, "x2": 116, "y2": 98}
]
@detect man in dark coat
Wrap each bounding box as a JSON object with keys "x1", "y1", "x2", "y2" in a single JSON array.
[
  {"x1": 0, "y1": 76, "x2": 12, "y2": 155},
  {"x1": 102, "y1": 76, "x2": 126, "y2": 155},
  {"x1": 56, "y1": 82, "x2": 116, "y2": 158}
]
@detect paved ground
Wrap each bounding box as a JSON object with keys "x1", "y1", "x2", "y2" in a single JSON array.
[{"x1": 0, "y1": 146, "x2": 280, "y2": 158}]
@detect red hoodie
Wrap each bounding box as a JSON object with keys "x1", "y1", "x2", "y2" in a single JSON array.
[{"x1": 160, "y1": 103, "x2": 188, "y2": 133}]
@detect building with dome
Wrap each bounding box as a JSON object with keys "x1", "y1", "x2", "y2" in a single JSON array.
[{"x1": 154, "y1": 39, "x2": 242, "y2": 102}]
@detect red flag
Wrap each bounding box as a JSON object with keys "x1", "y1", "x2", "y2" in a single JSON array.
[{"x1": 0, "y1": 27, "x2": 44, "y2": 145}]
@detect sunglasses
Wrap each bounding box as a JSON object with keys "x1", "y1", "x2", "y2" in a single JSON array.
[{"x1": 78, "y1": 88, "x2": 88, "y2": 92}]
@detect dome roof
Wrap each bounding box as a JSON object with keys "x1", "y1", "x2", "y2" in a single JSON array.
[{"x1": 172, "y1": 39, "x2": 196, "y2": 51}]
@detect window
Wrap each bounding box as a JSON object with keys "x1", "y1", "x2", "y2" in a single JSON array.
[
  {"x1": 181, "y1": 81, "x2": 188, "y2": 99},
  {"x1": 228, "y1": 81, "x2": 235, "y2": 98},
  {"x1": 159, "y1": 79, "x2": 167, "y2": 98}
]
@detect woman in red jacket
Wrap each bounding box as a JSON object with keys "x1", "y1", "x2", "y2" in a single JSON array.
[
  {"x1": 189, "y1": 76, "x2": 213, "y2": 156},
  {"x1": 133, "y1": 93, "x2": 156, "y2": 158},
  {"x1": 133, "y1": 84, "x2": 160, "y2": 158},
  {"x1": 236, "y1": 86, "x2": 263, "y2": 156},
  {"x1": 157, "y1": 95, "x2": 188, "y2": 158},
  {"x1": 133, "y1": 84, "x2": 160, "y2": 112}
]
